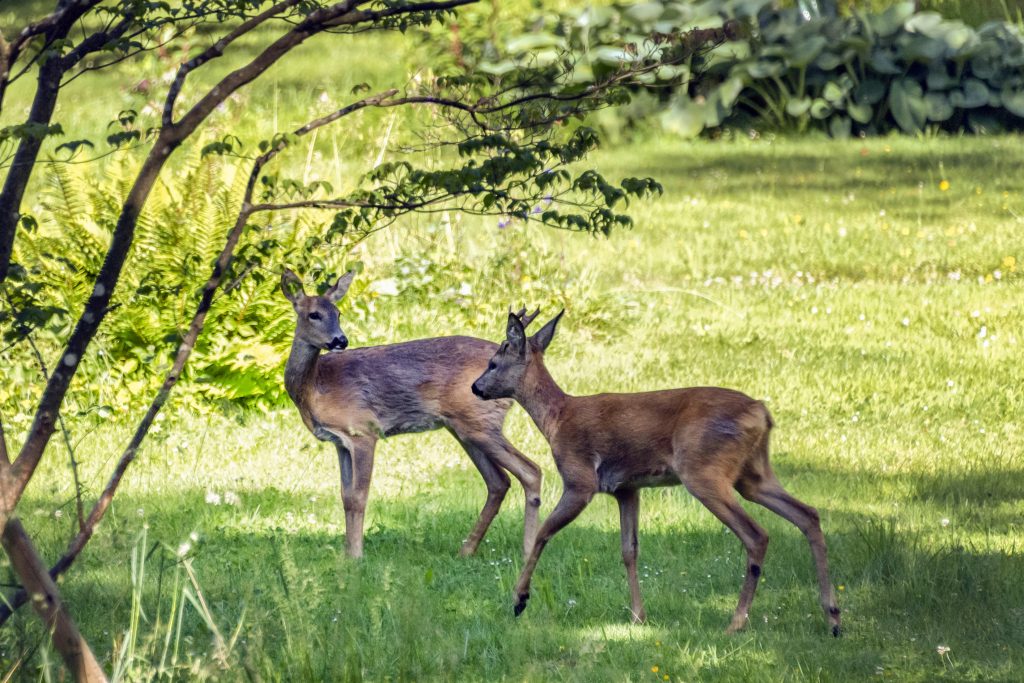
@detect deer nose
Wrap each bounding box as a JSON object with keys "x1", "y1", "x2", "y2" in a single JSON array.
[
  {"x1": 327, "y1": 335, "x2": 348, "y2": 350},
  {"x1": 471, "y1": 382, "x2": 483, "y2": 398}
]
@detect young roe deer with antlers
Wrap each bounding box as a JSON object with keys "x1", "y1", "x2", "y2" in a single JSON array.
[
  {"x1": 471, "y1": 311, "x2": 841, "y2": 635},
  {"x1": 281, "y1": 269, "x2": 543, "y2": 558}
]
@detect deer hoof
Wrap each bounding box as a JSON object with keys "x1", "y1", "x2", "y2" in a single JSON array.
[
  {"x1": 725, "y1": 616, "x2": 748, "y2": 634},
  {"x1": 513, "y1": 593, "x2": 530, "y2": 617}
]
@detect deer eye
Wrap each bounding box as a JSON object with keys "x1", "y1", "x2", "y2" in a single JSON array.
[
  {"x1": 308, "y1": 312, "x2": 322, "y2": 321},
  {"x1": 487, "y1": 361, "x2": 496, "y2": 371}
]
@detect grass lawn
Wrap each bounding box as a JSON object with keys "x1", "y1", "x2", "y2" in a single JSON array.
[{"x1": 3, "y1": 133, "x2": 1022, "y2": 681}]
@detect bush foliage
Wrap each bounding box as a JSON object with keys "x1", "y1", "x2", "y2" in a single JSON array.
[{"x1": 459, "y1": 0, "x2": 1024, "y2": 138}]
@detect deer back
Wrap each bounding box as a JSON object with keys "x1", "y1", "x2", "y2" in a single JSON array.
[{"x1": 303, "y1": 335, "x2": 511, "y2": 440}]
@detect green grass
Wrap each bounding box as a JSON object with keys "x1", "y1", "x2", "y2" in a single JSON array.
[{"x1": 3, "y1": 133, "x2": 1023, "y2": 681}]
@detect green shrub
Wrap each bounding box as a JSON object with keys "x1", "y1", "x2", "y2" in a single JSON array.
[
  {"x1": 2, "y1": 153, "x2": 346, "y2": 418},
  {"x1": 451, "y1": 0, "x2": 1024, "y2": 138}
]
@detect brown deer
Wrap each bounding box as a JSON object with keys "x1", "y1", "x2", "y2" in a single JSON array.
[
  {"x1": 471, "y1": 310, "x2": 841, "y2": 636},
  {"x1": 281, "y1": 269, "x2": 543, "y2": 558}
]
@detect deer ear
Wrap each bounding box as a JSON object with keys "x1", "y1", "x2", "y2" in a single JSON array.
[
  {"x1": 327, "y1": 270, "x2": 360, "y2": 303},
  {"x1": 506, "y1": 311, "x2": 527, "y2": 356},
  {"x1": 325, "y1": 270, "x2": 355, "y2": 303},
  {"x1": 531, "y1": 309, "x2": 564, "y2": 353},
  {"x1": 281, "y1": 269, "x2": 305, "y2": 303}
]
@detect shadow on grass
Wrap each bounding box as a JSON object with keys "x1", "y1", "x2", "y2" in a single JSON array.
[{"x1": 4, "y1": 467, "x2": 1022, "y2": 680}]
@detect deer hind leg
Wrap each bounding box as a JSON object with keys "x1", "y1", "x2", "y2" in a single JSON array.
[
  {"x1": 448, "y1": 430, "x2": 512, "y2": 557},
  {"x1": 683, "y1": 473, "x2": 768, "y2": 634},
  {"x1": 615, "y1": 488, "x2": 646, "y2": 624},
  {"x1": 739, "y1": 472, "x2": 841, "y2": 637},
  {"x1": 451, "y1": 423, "x2": 543, "y2": 559},
  {"x1": 481, "y1": 437, "x2": 542, "y2": 558},
  {"x1": 335, "y1": 438, "x2": 376, "y2": 559}
]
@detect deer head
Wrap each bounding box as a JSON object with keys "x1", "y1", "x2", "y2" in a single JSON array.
[
  {"x1": 472, "y1": 309, "x2": 563, "y2": 400},
  {"x1": 281, "y1": 269, "x2": 355, "y2": 351}
]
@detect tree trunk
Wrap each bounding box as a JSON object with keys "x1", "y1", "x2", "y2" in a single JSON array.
[{"x1": 2, "y1": 519, "x2": 107, "y2": 682}]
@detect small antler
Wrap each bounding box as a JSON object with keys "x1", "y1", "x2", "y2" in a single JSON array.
[{"x1": 509, "y1": 306, "x2": 541, "y2": 329}]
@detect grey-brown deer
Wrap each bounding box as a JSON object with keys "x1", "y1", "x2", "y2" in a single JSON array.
[
  {"x1": 471, "y1": 310, "x2": 841, "y2": 636},
  {"x1": 281, "y1": 269, "x2": 543, "y2": 558}
]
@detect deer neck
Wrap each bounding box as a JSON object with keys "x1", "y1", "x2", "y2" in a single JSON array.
[
  {"x1": 515, "y1": 356, "x2": 568, "y2": 442},
  {"x1": 284, "y1": 336, "x2": 320, "y2": 408}
]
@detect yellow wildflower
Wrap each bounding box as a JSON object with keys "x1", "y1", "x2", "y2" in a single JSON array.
[
  {"x1": 939, "y1": 180, "x2": 950, "y2": 192},
  {"x1": 652, "y1": 666, "x2": 660, "y2": 673}
]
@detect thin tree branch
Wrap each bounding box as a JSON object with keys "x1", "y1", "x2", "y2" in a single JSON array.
[
  {"x1": 21, "y1": 333, "x2": 86, "y2": 532},
  {"x1": 0, "y1": 0, "x2": 105, "y2": 113},
  {"x1": 162, "y1": 0, "x2": 307, "y2": 127},
  {"x1": 0, "y1": 416, "x2": 8, "y2": 467}
]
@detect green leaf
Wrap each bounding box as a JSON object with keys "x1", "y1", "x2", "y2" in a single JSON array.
[
  {"x1": 869, "y1": 48, "x2": 902, "y2": 75},
  {"x1": 888, "y1": 78, "x2": 928, "y2": 132},
  {"x1": 1000, "y1": 84, "x2": 1024, "y2": 117},
  {"x1": 810, "y1": 98, "x2": 833, "y2": 119},
  {"x1": 623, "y1": 2, "x2": 664, "y2": 24},
  {"x1": 659, "y1": 96, "x2": 706, "y2": 138},
  {"x1": 823, "y1": 81, "x2": 845, "y2": 104},
  {"x1": 54, "y1": 139, "x2": 95, "y2": 156},
  {"x1": 868, "y1": 2, "x2": 915, "y2": 37},
  {"x1": 829, "y1": 115, "x2": 852, "y2": 138},
  {"x1": 717, "y1": 77, "x2": 744, "y2": 110},
  {"x1": 854, "y1": 79, "x2": 886, "y2": 105},
  {"x1": 506, "y1": 33, "x2": 566, "y2": 53},
  {"x1": 949, "y1": 78, "x2": 989, "y2": 108},
  {"x1": 925, "y1": 92, "x2": 953, "y2": 121},
  {"x1": 787, "y1": 35, "x2": 828, "y2": 68},
  {"x1": 847, "y1": 101, "x2": 873, "y2": 124},
  {"x1": 785, "y1": 97, "x2": 812, "y2": 117}
]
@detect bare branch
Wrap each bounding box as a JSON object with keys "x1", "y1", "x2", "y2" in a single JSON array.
[
  {"x1": 0, "y1": 0, "x2": 104, "y2": 115},
  {"x1": 162, "y1": 0, "x2": 307, "y2": 127},
  {"x1": 170, "y1": 1, "x2": 366, "y2": 134}
]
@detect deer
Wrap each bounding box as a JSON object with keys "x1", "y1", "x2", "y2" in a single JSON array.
[
  {"x1": 470, "y1": 310, "x2": 841, "y2": 636},
  {"x1": 280, "y1": 269, "x2": 543, "y2": 559}
]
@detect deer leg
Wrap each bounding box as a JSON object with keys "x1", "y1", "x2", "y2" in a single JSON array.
[
  {"x1": 449, "y1": 431, "x2": 512, "y2": 557},
  {"x1": 480, "y1": 438, "x2": 543, "y2": 558},
  {"x1": 740, "y1": 478, "x2": 841, "y2": 636},
  {"x1": 512, "y1": 484, "x2": 594, "y2": 617},
  {"x1": 684, "y1": 477, "x2": 768, "y2": 634},
  {"x1": 336, "y1": 439, "x2": 376, "y2": 559},
  {"x1": 615, "y1": 488, "x2": 646, "y2": 624}
]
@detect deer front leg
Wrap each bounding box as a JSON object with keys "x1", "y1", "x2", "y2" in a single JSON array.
[
  {"x1": 615, "y1": 488, "x2": 646, "y2": 624},
  {"x1": 335, "y1": 438, "x2": 376, "y2": 558},
  {"x1": 513, "y1": 483, "x2": 594, "y2": 616}
]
